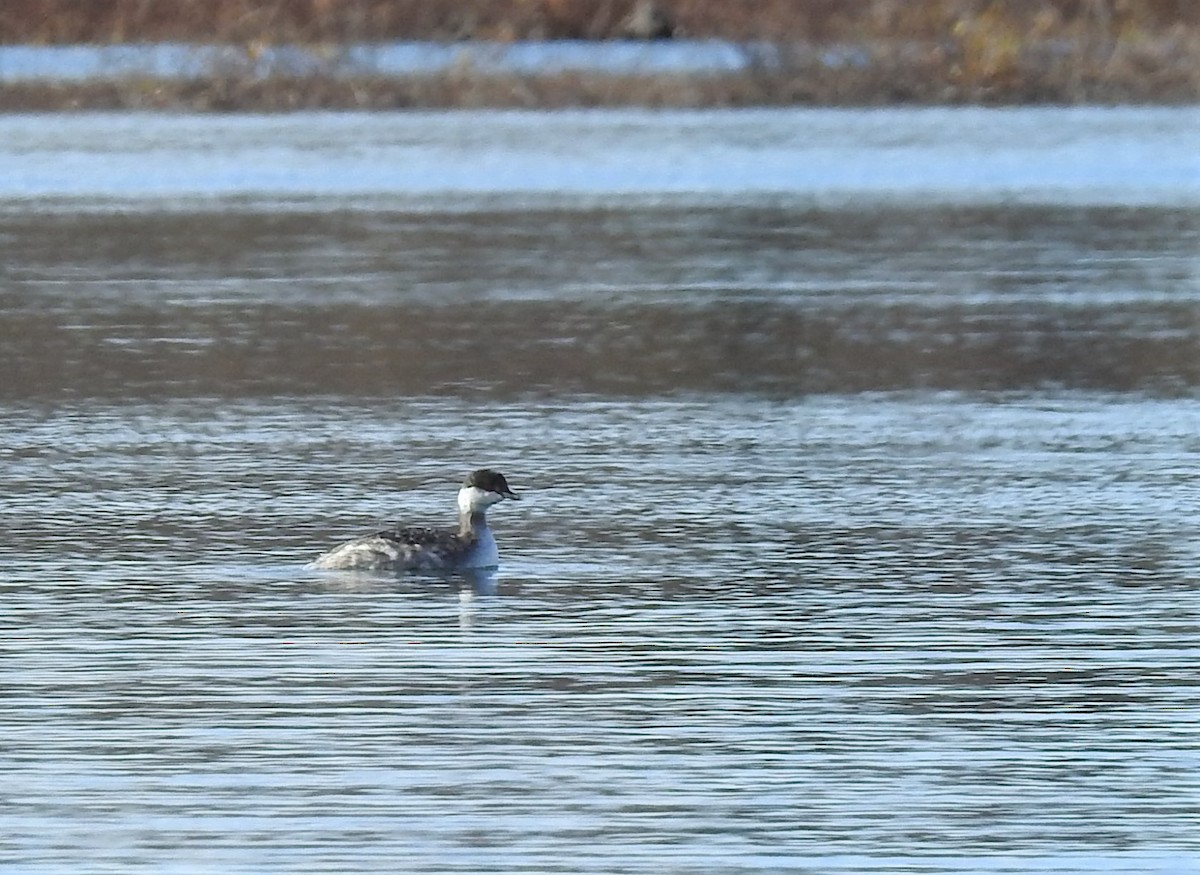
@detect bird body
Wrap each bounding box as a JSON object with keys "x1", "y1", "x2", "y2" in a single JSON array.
[{"x1": 308, "y1": 469, "x2": 519, "y2": 573}]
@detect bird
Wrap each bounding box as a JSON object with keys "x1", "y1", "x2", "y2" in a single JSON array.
[
  {"x1": 619, "y1": 0, "x2": 676, "y2": 40},
  {"x1": 308, "y1": 469, "x2": 520, "y2": 572}
]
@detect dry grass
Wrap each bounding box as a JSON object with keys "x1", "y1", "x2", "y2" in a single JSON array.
[
  {"x1": 1, "y1": 1, "x2": 1198, "y2": 44},
  {"x1": 1, "y1": 0, "x2": 1197, "y2": 107}
]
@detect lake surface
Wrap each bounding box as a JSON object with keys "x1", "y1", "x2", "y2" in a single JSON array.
[
  {"x1": 0, "y1": 40, "x2": 762, "y2": 83},
  {"x1": 1, "y1": 108, "x2": 1198, "y2": 873}
]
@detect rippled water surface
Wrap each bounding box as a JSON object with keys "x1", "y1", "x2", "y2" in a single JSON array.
[{"x1": 1, "y1": 109, "x2": 1198, "y2": 873}]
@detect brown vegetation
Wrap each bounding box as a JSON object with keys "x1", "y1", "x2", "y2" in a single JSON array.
[
  {"x1": 1, "y1": 0, "x2": 1198, "y2": 108},
  {"x1": 2, "y1": 0, "x2": 1198, "y2": 44}
]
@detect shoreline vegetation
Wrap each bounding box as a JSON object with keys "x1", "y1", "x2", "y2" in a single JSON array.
[{"x1": 1, "y1": 0, "x2": 1198, "y2": 110}]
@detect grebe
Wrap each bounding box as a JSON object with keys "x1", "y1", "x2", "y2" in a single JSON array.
[{"x1": 308, "y1": 469, "x2": 520, "y2": 572}]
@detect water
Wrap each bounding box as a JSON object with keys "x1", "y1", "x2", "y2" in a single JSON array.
[
  {"x1": 0, "y1": 108, "x2": 1198, "y2": 873},
  {"x1": 0, "y1": 40, "x2": 763, "y2": 83},
  {"x1": 1, "y1": 107, "x2": 1197, "y2": 206}
]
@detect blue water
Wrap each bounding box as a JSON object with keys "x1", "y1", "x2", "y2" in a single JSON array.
[
  {"x1": 0, "y1": 107, "x2": 1196, "y2": 207},
  {"x1": 0, "y1": 40, "x2": 822, "y2": 83},
  {"x1": 0, "y1": 108, "x2": 1197, "y2": 874}
]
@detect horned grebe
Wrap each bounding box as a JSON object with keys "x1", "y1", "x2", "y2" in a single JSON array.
[{"x1": 308, "y1": 469, "x2": 520, "y2": 572}]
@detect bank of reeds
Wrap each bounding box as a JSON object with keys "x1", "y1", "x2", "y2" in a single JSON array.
[
  {"x1": 4, "y1": 1, "x2": 1198, "y2": 44},
  {"x1": 1, "y1": 0, "x2": 1198, "y2": 108}
]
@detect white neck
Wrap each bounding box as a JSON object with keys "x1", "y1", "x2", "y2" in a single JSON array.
[{"x1": 455, "y1": 486, "x2": 503, "y2": 565}]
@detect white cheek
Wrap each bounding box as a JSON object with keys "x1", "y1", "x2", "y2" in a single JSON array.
[{"x1": 458, "y1": 486, "x2": 503, "y2": 514}]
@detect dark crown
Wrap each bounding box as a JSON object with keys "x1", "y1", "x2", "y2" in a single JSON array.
[{"x1": 464, "y1": 469, "x2": 519, "y2": 498}]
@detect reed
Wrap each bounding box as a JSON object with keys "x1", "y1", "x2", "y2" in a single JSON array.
[{"x1": 2, "y1": 1, "x2": 1196, "y2": 45}]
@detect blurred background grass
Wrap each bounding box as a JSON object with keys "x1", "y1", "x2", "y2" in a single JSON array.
[
  {"x1": 0, "y1": 0, "x2": 1195, "y2": 44},
  {"x1": 1, "y1": 1, "x2": 1196, "y2": 107}
]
